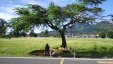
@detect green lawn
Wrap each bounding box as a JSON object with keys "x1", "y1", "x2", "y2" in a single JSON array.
[{"x1": 0, "y1": 37, "x2": 113, "y2": 57}]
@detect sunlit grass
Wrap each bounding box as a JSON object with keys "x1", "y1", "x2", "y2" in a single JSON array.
[{"x1": 0, "y1": 37, "x2": 113, "y2": 57}]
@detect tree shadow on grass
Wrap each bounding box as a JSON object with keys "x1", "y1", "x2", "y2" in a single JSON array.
[{"x1": 29, "y1": 50, "x2": 45, "y2": 56}]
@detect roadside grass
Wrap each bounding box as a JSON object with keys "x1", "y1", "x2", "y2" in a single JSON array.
[{"x1": 0, "y1": 37, "x2": 113, "y2": 57}]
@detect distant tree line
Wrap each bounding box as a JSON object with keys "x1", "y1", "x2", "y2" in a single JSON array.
[{"x1": 99, "y1": 32, "x2": 113, "y2": 38}]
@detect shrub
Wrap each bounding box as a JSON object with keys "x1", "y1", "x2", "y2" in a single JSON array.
[
  {"x1": 99, "y1": 32, "x2": 106, "y2": 38},
  {"x1": 107, "y1": 32, "x2": 113, "y2": 38},
  {"x1": 108, "y1": 47, "x2": 113, "y2": 57}
]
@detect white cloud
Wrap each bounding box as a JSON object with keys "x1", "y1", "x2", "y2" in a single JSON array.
[
  {"x1": 34, "y1": 27, "x2": 52, "y2": 33},
  {"x1": 6, "y1": 8, "x2": 15, "y2": 14},
  {"x1": 21, "y1": 0, "x2": 38, "y2": 4},
  {"x1": 0, "y1": 4, "x2": 23, "y2": 21},
  {"x1": 9, "y1": 0, "x2": 13, "y2": 4},
  {"x1": 0, "y1": 12, "x2": 17, "y2": 21},
  {"x1": 0, "y1": 6, "x2": 18, "y2": 15},
  {"x1": 13, "y1": 5, "x2": 22, "y2": 8}
]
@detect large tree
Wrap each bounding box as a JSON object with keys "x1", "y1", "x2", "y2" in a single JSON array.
[{"x1": 10, "y1": 0, "x2": 105, "y2": 48}]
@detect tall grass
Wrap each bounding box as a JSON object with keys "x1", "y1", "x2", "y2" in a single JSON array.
[{"x1": 0, "y1": 37, "x2": 113, "y2": 57}]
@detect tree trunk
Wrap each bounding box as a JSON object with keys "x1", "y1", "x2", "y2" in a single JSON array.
[{"x1": 60, "y1": 32, "x2": 67, "y2": 48}]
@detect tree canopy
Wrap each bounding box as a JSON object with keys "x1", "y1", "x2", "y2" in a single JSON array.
[{"x1": 0, "y1": 18, "x2": 7, "y2": 37}]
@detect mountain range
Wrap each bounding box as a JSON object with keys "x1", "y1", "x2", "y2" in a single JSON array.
[{"x1": 48, "y1": 21, "x2": 113, "y2": 35}]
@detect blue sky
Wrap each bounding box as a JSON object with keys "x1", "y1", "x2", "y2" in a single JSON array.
[
  {"x1": 0, "y1": 0, "x2": 113, "y2": 33},
  {"x1": 0, "y1": 0, "x2": 76, "y2": 21}
]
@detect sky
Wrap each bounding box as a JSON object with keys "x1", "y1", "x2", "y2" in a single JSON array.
[{"x1": 0, "y1": 0, "x2": 113, "y2": 33}]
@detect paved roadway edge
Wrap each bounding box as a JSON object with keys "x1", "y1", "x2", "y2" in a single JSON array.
[{"x1": 0, "y1": 57, "x2": 113, "y2": 60}]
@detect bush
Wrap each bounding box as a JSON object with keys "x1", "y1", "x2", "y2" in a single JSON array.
[
  {"x1": 108, "y1": 47, "x2": 113, "y2": 57},
  {"x1": 75, "y1": 50, "x2": 100, "y2": 58},
  {"x1": 99, "y1": 32, "x2": 106, "y2": 38},
  {"x1": 107, "y1": 32, "x2": 113, "y2": 38}
]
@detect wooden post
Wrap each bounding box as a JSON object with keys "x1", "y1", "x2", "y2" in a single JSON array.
[
  {"x1": 74, "y1": 51, "x2": 75, "y2": 58},
  {"x1": 49, "y1": 50, "x2": 51, "y2": 57}
]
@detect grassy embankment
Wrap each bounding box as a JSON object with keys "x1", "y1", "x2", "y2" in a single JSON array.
[{"x1": 0, "y1": 37, "x2": 113, "y2": 57}]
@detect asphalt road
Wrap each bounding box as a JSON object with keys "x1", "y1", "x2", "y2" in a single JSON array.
[{"x1": 0, "y1": 57, "x2": 113, "y2": 64}]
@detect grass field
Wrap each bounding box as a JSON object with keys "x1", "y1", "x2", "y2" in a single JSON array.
[{"x1": 0, "y1": 37, "x2": 113, "y2": 57}]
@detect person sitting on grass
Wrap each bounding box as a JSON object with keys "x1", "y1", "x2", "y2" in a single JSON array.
[{"x1": 45, "y1": 43, "x2": 50, "y2": 56}]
